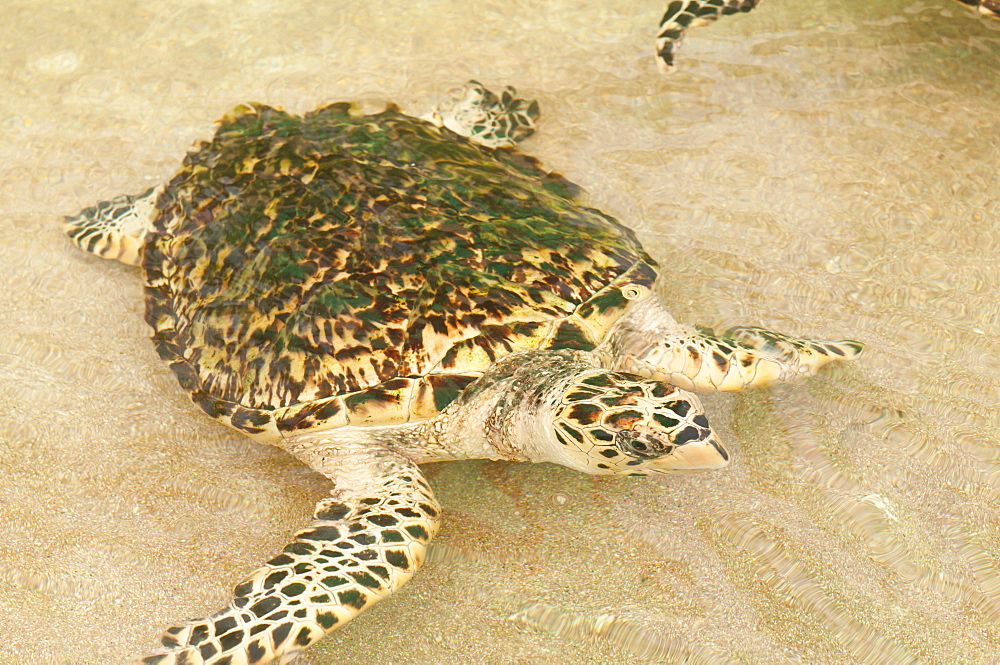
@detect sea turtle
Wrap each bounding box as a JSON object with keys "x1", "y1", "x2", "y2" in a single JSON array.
[
  {"x1": 655, "y1": 0, "x2": 1000, "y2": 71},
  {"x1": 63, "y1": 81, "x2": 863, "y2": 665},
  {"x1": 953, "y1": 0, "x2": 1000, "y2": 18}
]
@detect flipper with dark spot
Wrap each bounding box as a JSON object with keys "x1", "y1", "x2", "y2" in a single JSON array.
[
  {"x1": 63, "y1": 185, "x2": 163, "y2": 266},
  {"x1": 137, "y1": 444, "x2": 440, "y2": 665},
  {"x1": 423, "y1": 80, "x2": 540, "y2": 148},
  {"x1": 613, "y1": 302, "x2": 863, "y2": 392}
]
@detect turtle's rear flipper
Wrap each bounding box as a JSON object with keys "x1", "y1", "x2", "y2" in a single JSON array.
[
  {"x1": 137, "y1": 441, "x2": 440, "y2": 665},
  {"x1": 656, "y1": 0, "x2": 763, "y2": 71},
  {"x1": 63, "y1": 185, "x2": 163, "y2": 266}
]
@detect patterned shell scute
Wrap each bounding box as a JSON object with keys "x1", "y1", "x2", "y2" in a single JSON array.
[{"x1": 143, "y1": 101, "x2": 656, "y2": 440}]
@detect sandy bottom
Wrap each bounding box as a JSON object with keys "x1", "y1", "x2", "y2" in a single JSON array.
[{"x1": 2, "y1": 0, "x2": 999, "y2": 663}]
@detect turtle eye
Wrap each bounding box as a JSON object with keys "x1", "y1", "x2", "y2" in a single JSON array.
[
  {"x1": 615, "y1": 430, "x2": 670, "y2": 459},
  {"x1": 621, "y1": 285, "x2": 644, "y2": 300}
]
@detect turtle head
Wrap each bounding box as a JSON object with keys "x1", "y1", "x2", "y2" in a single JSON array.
[{"x1": 546, "y1": 370, "x2": 728, "y2": 475}]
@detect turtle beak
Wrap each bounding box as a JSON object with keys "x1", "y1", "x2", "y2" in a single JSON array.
[{"x1": 651, "y1": 436, "x2": 730, "y2": 472}]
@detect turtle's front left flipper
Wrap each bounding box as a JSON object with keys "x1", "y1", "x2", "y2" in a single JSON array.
[
  {"x1": 656, "y1": 0, "x2": 763, "y2": 71},
  {"x1": 138, "y1": 439, "x2": 440, "y2": 665}
]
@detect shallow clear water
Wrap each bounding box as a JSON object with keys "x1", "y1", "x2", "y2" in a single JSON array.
[{"x1": 1, "y1": 0, "x2": 999, "y2": 662}]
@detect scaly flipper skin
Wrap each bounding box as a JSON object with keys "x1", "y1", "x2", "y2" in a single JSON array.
[
  {"x1": 140, "y1": 442, "x2": 440, "y2": 665},
  {"x1": 608, "y1": 299, "x2": 863, "y2": 392},
  {"x1": 424, "y1": 80, "x2": 540, "y2": 148},
  {"x1": 656, "y1": 0, "x2": 763, "y2": 71},
  {"x1": 617, "y1": 326, "x2": 863, "y2": 392},
  {"x1": 62, "y1": 185, "x2": 163, "y2": 266}
]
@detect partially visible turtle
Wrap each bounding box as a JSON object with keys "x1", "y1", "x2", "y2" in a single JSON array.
[
  {"x1": 655, "y1": 0, "x2": 999, "y2": 71},
  {"x1": 655, "y1": 0, "x2": 762, "y2": 71},
  {"x1": 954, "y1": 0, "x2": 1000, "y2": 18},
  {"x1": 64, "y1": 82, "x2": 863, "y2": 665}
]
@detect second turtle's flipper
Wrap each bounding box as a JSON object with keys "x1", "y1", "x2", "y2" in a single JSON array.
[
  {"x1": 617, "y1": 325, "x2": 863, "y2": 392},
  {"x1": 138, "y1": 442, "x2": 440, "y2": 665},
  {"x1": 656, "y1": 0, "x2": 763, "y2": 71}
]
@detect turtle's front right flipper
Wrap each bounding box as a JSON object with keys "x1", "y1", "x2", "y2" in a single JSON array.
[
  {"x1": 138, "y1": 440, "x2": 440, "y2": 665},
  {"x1": 656, "y1": 0, "x2": 763, "y2": 71}
]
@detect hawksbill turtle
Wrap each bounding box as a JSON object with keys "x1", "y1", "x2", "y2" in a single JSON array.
[
  {"x1": 655, "y1": 0, "x2": 1000, "y2": 70},
  {"x1": 63, "y1": 81, "x2": 863, "y2": 664}
]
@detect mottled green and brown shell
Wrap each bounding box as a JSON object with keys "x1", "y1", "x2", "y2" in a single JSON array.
[{"x1": 143, "y1": 102, "x2": 657, "y2": 443}]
